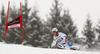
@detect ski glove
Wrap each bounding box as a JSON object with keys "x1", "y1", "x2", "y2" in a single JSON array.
[
  {"x1": 67, "y1": 41, "x2": 73, "y2": 47},
  {"x1": 48, "y1": 46, "x2": 53, "y2": 48}
]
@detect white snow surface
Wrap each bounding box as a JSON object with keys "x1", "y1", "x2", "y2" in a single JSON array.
[{"x1": 0, "y1": 42, "x2": 100, "y2": 54}]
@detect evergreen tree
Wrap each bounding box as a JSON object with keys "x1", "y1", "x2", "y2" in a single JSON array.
[
  {"x1": 0, "y1": 5, "x2": 6, "y2": 42},
  {"x1": 25, "y1": 6, "x2": 44, "y2": 47},
  {"x1": 48, "y1": 0, "x2": 62, "y2": 28},
  {"x1": 82, "y1": 15, "x2": 95, "y2": 48},
  {"x1": 22, "y1": 0, "x2": 31, "y2": 41},
  {"x1": 98, "y1": 35, "x2": 100, "y2": 42},
  {"x1": 46, "y1": 0, "x2": 77, "y2": 46},
  {"x1": 96, "y1": 19, "x2": 100, "y2": 42},
  {"x1": 39, "y1": 21, "x2": 52, "y2": 48},
  {"x1": 61, "y1": 10, "x2": 78, "y2": 42},
  {"x1": 46, "y1": 0, "x2": 62, "y2": 46}
]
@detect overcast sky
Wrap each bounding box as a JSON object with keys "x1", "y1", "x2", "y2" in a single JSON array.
[{"x1": 0, "y1": 0, "x2": 100, "y2": 36}]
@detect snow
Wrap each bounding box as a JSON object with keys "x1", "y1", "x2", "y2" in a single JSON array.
[{"x1": 0, "y1": 42, "x2": 100, "y2": 54}]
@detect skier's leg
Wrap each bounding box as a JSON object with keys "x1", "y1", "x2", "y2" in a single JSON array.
[
  {"x1": 70, "y1": 46, "x2": 80, "y2": 50},
  {"x1": 57, "y1": 43, "x2": 65, "y2": 49},
  {"x1": 67, "y1": 41, "x2": 80, "y2": 50}
]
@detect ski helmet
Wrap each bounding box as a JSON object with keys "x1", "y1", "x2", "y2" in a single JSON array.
[{"x1": 52, "y1": 28, "x2": 58, "y2": 33}]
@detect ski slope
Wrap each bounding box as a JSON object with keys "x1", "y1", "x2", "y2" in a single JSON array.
[{"x1": 0, "y1": 42, "x2": 100, "y2": 54}]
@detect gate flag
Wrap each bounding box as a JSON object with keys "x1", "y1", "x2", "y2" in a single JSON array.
[{"x1": 6, "y1": 16, "x2": 22, "y2": 29}]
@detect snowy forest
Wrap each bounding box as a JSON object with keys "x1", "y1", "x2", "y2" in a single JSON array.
[{"x1": 0, "y1": 0, "x2": 100, "y2": 51}]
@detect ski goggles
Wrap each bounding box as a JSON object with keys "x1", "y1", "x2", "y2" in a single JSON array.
[{"x1": 52, "y1": 31, "x2": 56, "y2": 33}]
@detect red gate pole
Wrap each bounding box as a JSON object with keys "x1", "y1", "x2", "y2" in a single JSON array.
[
  {"x1": 4, "y1": 1, "x2": 10, "y2": 44},
  {"x1": 20, "y1": 2, "x2": 24, "y2": 45}
]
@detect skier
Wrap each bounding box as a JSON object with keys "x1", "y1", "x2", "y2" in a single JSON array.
[{"x1": 49, "y1": 28, "x2": 80, "y2": 50}]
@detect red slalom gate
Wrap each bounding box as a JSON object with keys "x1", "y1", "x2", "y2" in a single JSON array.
[{"x1": 4, "y1": 1, "x2": 24, "y2": 45}]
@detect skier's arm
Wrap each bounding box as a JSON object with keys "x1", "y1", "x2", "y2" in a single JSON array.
[
  {"x1": 51, "y1": 40, "x2": 57, "y2": 47},
  {"x1": 64, "y1": 35, "x2": 73, "y2": 47},
  {"x1": 64, "y1": 36, "x2": 68, "y2": 42},
  {"x1": 49, "y1": 38, "x2": 57, "y2": 48}
]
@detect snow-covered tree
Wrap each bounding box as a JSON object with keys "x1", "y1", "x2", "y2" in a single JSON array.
[
  {"x1": 0, "y1": 5, "x2": 6, "y2": 42},
  {"x1": 46, "y1": 0, "x2": 78, "y2": 47},
  {"x1": 46, "y1": 0, "x2": 62, "y2": 46},
  {"x1": 40, "y1": 23, "x2": 52, "y2": 48},
  {"x1": 22, "y1": 0, "x2": 31, "y2": 41},
  {"x1": 61, "y1": 10, "x2": 77, "y2": 43},
  {"x1": 48, "y1": 0, "x2": 62, "y2": 28},
  {"x1": 82, "y1": 15, "x2": 95, "y2": 48},
  {"x1": 96, "y1": 19, "x2": 100, "y2": 42},
  {"x1": 24, "y1": 5, "x2": 44, "y2": 47}
]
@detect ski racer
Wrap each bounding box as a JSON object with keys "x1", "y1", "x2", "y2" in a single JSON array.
[{"x1": 49, "y1": 28, "x2": 80, "y2": 50}]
